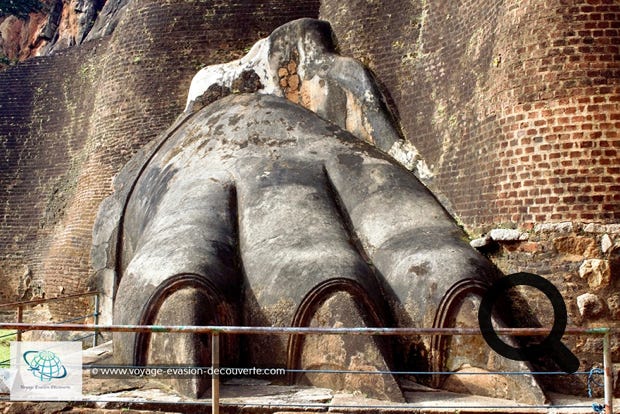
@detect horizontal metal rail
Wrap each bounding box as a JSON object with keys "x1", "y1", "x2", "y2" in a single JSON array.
[
  {"x1": 0, "y1": 322, "x2": 614, "y2": 336},
  {"x1": 0, "y1": 291, "x2": 100, "y2": 343},
  {"x1": 0, "y1": 396, "x2": 596, "y2": 411},
  {"x1": 0, "y1": 322, "x2": 613, "y2": 414},
  {"x1": 82, "y1": 364, "x2": 598, "y2": 376},
  {"x1": 0, "y1": 331, "x2": 16, "y2": 339},
  {"x1": 0, "y1": 291, "x2": 99, "y2": 309}
]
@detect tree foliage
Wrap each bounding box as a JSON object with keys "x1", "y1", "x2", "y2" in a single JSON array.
[{"x1": 0, "y1": 0, "x2": 45, "y2": 19}]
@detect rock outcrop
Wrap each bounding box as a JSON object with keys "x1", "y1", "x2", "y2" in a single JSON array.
[{"x1": 0, "y1": 0, "x2": 109, "y2": 62}]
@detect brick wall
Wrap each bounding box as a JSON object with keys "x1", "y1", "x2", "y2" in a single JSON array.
[
  {"x1": 0, "y1": 0, "x2": 320, "y2": 317},
  {"x1": 320, "y1": 0, "x2": 620, "y2": 233},
  {"x1": 0, "y1": 39, "x2": 106, "y2": 306},
  {"x1": 489, "y1": 0, "x2": 620, "y2": 229},
  {"x1": 320, "y1": 0, "x2": 620, "y2": 395}
]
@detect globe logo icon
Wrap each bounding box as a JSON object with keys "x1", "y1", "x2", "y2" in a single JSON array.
[{"x1": 23, "y1": 350, "x2": 68, "y2": 382}]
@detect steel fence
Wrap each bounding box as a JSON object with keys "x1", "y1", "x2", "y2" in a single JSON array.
[
  {"x1": 0, "y1": 291, "x2": 100, "y2": 364},
  {"x1": 0, "y1": 320, "x2": 615, "y2": 414}
]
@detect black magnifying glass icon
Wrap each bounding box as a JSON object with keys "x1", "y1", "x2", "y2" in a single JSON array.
[{"x1": 478, "y1": 272, "x2": 580, "y2": 374}]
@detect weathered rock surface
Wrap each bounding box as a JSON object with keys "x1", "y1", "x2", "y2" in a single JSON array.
[
  {"x1": 104, "y1": 92, "x2": 478, "y2": 399},
  {"x1": 91, "y1": 18, "x2": 547, "y2": 405},
  {"x1": 299, "y1": 292, "x2": 403, "y2": 401},
  {"x1": 98, "y1": 91, "x2": 547, "y2": 402},
  {"x1": 185, "y1": 18, "x2": 431, "y2": 179},
  {"x1": 0, "y1": 12, "x2": 48, "y2": 60},
  {"x1": 608, "y1": 293, "x2": 620, "y2": 319},
  {"x1": 84, "y1": 0, "x2": 130, "y2": 41},
  {"x1": 0, "y1": 0, "x2": 110, "y2": 61},
  {"x1": 39, "y1": 0, "x2": 105, "y2": 54},
  {"x1": 578, "y1": 259, "x2": 611, "y2": 290},
  {"x1": 576, "y1": 293, "x2": 604, "y2": 319}
]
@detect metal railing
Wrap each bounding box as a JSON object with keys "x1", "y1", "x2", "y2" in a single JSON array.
[
  {"x1": 0, "y1": 291, "x2": 100, "y2": 345},
  {"x1": 0, "y1": 321, "x2": 615, "y2": 414}
]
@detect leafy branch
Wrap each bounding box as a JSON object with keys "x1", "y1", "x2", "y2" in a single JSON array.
[{"x1": 0, "y1": 0, "x2": 45, "y2": 19}]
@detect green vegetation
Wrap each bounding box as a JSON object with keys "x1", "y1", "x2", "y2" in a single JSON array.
[
  {"x1": 0, "y1": 51, "x2": 18, "y2": 71},
  {"x1": 0, "y1": 53, "x2": 9, "y2": 65},
  {"x1": 0, "y1": 0, "x2": 44, "y2": 19},
  {"x1": 0, "y1": 330, "x2": 16, "y2": 365}
]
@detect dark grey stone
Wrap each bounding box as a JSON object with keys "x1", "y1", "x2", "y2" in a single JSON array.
[
  {"x1": 85, "y1": 0, "x2": 131, "y2": 41},
  {"x1": 75, "y1": 0, "x2": 105, "y2": 43},
  {"x1": 40, "y1": 0, "x2": 62, "y2": 41},
  {"x1": 93, "y1": 93, "x2": 543, "y2": 402},
  {"x1": 91, "y1": 18, "x2": 547, "y2": 404}
]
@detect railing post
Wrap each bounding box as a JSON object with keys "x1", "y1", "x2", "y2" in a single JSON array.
[
  {"x1": 603, "y1": 331, "x2": 614, "y2": 414},
  {"x1": 16, "y1": 305, "x2": 22, "y2": 341},
  {"x1": 92, "y1": 293, "x2": 100, "y2": 347},
  {"x1": 212, "y1": 332, "x2": 220, "y2": 414}
]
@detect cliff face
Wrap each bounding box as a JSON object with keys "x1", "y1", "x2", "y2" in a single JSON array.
[
  {"x1": 0, "y1": 12, "x2": 48, "y2": 61},
  {"x1": 0, "y1": 0, "x2": 121, "y2": 64}
]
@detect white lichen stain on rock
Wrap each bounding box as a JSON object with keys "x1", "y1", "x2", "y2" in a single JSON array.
[
  {"x1": 186, "y1": 19, "x2": 432, "y2": 176},
  {"x1": 388, "y1": 140, "x2": 433, "y2": 179},
  {"x1": 186, "y1": 38, "x2": 275, "y2": 107}
]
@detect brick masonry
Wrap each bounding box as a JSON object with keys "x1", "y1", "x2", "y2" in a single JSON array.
[
  {"x1": 319, "y1": 0, "x2": 620, "y2": 395},
  {"x1": 0, "y1": 0, "x2": 320, "y2": 316},
  {"x1": 320, "y1": 0, "x2": 620, "y2": 231},
  {"x1": 0, "y1": 0, "x2": 618, "y2": 396},
  {"x1": 0, "y1": 39, "x2": 107, "y2": 310}
]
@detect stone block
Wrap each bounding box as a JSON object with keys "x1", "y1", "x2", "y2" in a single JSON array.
[
  {"x1": 607, "y1": 293, "x2": 620, "y2": 320},
  {"x1": 470, "y1": 236, "x2": 491, "y2": 248},
  {"x1": 578, "y1": 259, "x2": 611, "y2": 290},
  {"x1": 534, "y1": 222, "x2": 573, "y2": 234},
  {"x1": 576, "y1": 293, "x2": 604, "y2": 318},
  {"x1": 554, "y1": 236, "x2": 598, "y2": 259},
  {"x1": 489, "y1": 228, "x2": 528, "y2": 241},
  {"x1": 601, "y1": 234, "x2": 612, "y2": 254}
]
